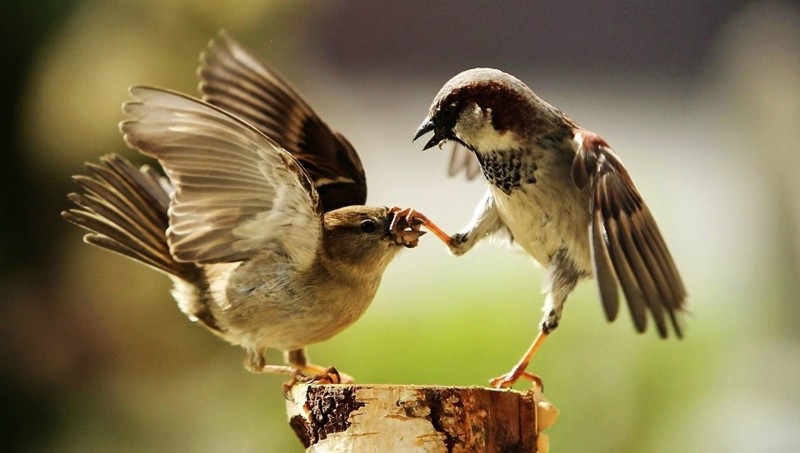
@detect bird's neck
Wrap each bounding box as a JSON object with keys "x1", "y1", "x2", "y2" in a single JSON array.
[{"x1": 315, "y1": 248, "x2": 395, "y2": 288}]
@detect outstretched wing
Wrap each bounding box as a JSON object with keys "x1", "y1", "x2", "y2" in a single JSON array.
[
  {"x1": 120, "y1": 86, "x2": 323, "y2": 270},
  {"x1": 572, "y1": 130, "x2": 686, "y2": 338},
  {"x1": 198, "y1": 31, "x2": 367, "y2": 211}
]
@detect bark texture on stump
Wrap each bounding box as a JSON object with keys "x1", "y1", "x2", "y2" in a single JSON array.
[{"x1": 286, "y1": 384, "x2": 558, "y2": 452}]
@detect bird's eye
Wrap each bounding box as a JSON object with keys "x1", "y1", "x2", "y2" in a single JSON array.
[{"x1": 360, "y1": 219, "x2": 377, "y2": 233}]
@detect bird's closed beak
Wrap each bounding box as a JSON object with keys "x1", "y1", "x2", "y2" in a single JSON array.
[{"x1": 412, "y1": 117, "x2": 443, "y2": 150}]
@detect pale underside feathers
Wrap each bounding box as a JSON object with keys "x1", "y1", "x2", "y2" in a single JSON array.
[
  {"x1": 198, "y1": 31, "x2": 367, "y2": 212},
  {"x1": 119, "y1": 86, "x2": 323, "y2": 271},
  {"x1": 572, "y1": 131, "x2": 686, "y2": 338}
]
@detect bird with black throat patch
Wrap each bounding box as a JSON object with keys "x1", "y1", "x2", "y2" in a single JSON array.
[{"x1": 411, "y1": 68, "x2": 687, "y2": 389}]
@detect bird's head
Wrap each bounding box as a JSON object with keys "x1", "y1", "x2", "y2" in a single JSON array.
[
  {"x1": 321, "y1": 206, "x2": 425, "y2": 272},
  {"x1": 413, "y1": 68, "x2": 557, "y2": 155}
]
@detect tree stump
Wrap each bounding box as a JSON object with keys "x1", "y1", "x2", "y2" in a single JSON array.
[{"x1": 286, "y1": 384, "x2": 558, "y2": 452}]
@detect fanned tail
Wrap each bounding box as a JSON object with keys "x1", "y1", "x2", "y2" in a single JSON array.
[{"x1": 62, "y1": 154, "x2": 198, "y2": 283}]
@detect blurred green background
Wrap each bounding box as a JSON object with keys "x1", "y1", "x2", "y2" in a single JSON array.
[{"x1": 2, "y1": 1, "x2": 799, "y2": 451}]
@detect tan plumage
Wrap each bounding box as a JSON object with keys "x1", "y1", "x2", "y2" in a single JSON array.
[
  {"x1": 62, "y1": 35, "x2": 427, "y2": 384},
  {"x1": 120, "y1": 86, "x2": 323, "y2": 267}
]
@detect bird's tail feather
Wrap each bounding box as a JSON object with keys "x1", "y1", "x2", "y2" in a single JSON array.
[{"x1": 62, "y1": 154, "x2": 198, "y2": 283}]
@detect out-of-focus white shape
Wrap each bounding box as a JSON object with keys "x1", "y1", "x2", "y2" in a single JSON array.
[{"x1": 709, "y1": 0, "x2": 800, "y2": 270}]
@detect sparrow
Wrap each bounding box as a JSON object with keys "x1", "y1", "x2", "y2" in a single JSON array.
[
  {"x1": 62, "y1": 34, "x2": 427, "y2": 385},
  {"x1": 412, "y1": 68, "x2": 687, "y2": 388}
]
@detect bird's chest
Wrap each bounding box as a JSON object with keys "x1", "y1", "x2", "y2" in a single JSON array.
[
  {"x1": 215, "y1": 256, "x2": 381, "y2": 351},
  {"x1": 476, "y1": 150, "x2": 538, "y2": 195},
  {"x1": 487, "y1": 152, "x2": 591, "y2": 270}
]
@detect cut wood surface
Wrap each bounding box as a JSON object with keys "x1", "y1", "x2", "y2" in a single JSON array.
[{"x1": 286, "y1": 384, "x2": 558, "y2": 452}]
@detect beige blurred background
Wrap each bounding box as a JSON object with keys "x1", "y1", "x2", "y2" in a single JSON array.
[{"x1": 2, "y1": 1, "x2": 799, "y2": 451}]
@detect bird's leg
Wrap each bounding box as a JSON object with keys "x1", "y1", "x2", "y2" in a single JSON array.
[
  {"x1": 489, "y1": 330, "x2": 549, "y2": 389},
  {"x1": 490, "y1": 249, "x2": 581, "y2": 389},
  {"x1": 448, "y1": 189, "x2": 504, "y2": 256},
  {"x1": 246, "y1": 363, "x2": 301, "y2": 376},
  {"x1": 244, "y1": 348, "x2": 299, "y2": 376},
  {"x1": 243, "y1": 349, "x2": 352, "y2": 395},
  {"x1": 389, "y1": 191, "x2": 504, "y2": 255},
  {"x1": 489, "y1": 296, "x2": 566, "y2": 389}
]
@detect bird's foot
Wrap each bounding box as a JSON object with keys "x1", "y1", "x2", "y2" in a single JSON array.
[
  {"x1": 297, "y1": 364, "x2": 354, "y2": 385},
  {"x1": 448, "y1": 232, "x2": 471, "y2": 255},
  {"x1": 389, "y1": 207, "x2": 452, "y2": 248},
  {"x1": 388, "y1": 206, "x2": 428, "y2": 248},
  {"x1": 244, "y1": 353, "x2": 354, "y2": 396},
  {"x1": 489, "y1": 368, "x2": 544, "y2": 391},
  {"x1": 282, "y1": 366, "x2": 354, "y2": 397},
  {"x1": 490, "y1": 330, "x2": 550, "y2": 389}
]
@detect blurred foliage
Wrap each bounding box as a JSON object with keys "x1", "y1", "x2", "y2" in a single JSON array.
[{"x1": 2, "y1": 1, "x2": 799, "y2": 452}]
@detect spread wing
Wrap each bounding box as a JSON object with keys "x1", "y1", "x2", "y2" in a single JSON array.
[
  {"x1": 447, "y1": 142, "x2": 482, "y2": 179},
  {"x1": 572, "y1": 130, "x2": 686, "y2": 338},
  {"x1": 120, "y1": 86, "x2": 323, "y2": 270},
  {"x1": 197, "y1": 31, "x2": 366, "y2": 211}
]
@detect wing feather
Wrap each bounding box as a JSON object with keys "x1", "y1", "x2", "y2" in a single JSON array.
[
  {"x1": 448, "y1": 142, "x2": 482, "y2": 179},
  {"x1": 198, "y1": 31, "x2": 366, "y2": 211},
  {"x1": 120, "y1": 86, "x2": 322, "y2": 269},
  {"x1": 590, "y1": 197, "x2": 621, "y2": 323},
  {"x1": 573, "y1": 130, "x2": 686, "y2": 338}
]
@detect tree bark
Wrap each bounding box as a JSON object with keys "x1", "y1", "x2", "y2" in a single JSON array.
[{"x1": 286, "y1": 384, "x2": 558, "y2": 452}]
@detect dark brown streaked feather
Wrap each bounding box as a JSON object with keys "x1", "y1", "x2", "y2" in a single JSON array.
[
  {"x1": 590, "y1": 202, "x2": 621, "y2": 323},
  {"x1": 198, "y1": 31, "x2": 366, "y2": 211},
  {"x1": 574, "y1": 131, "x2": 686, "y2": 338}
]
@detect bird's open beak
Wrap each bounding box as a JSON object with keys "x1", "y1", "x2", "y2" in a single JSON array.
[
  {"x1": 394, "y1": 229, "x2": 426, "y2": 248},
  {"x1": 412, "y1": 117, "x2": 444, "y2": 150}
]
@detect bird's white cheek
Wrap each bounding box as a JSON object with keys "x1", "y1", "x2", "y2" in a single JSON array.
[
  {"x1": 475, "y1": 127, "x2": 523, "y2": 152},
  {"x1": 455, "y1": 108, "x2": 523, "y2": 152}
]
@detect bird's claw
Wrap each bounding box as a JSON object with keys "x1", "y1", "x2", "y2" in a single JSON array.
[
  {"x1": 389, "y1": 207, "x2": 428, "y2": 248},
  {"x1": 389, "y1": 207, "x2": 424, "y2": 233},
  {"x1": 489, "y1": 369, "x2": 544, "y2": 391},
  {"x1": 282, "y1": 366, "x2": 352, "y2": 397},
  {"x1": 489, "y1": 371, "x2": 518, "y2": 389},
  {"x1": 389, "y1": 207, "x2": 452, "y2": 248}
]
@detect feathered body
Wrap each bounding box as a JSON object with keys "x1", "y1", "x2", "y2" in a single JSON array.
[
  {"x1": 415, "y1": 68, "x2": 686, "y2": 387},
  {"x1": 63, "y1": 33, "x2": 423, "y2": 379}
]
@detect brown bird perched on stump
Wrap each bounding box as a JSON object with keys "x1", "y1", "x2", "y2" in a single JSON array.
[
  {"x1": 412, "y1": 68, "x2": 687, "y2": 388},
  {"x1": 62, "y1": 33, "x2": 427, "y2": 385}
]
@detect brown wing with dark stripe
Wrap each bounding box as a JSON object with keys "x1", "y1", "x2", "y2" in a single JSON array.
[
  {"x1": 572, "y1": 130, "x2": 686, "y2": 338},
  {"x1": 198, "y1": 31, "x2": 367, "y2": 212}
]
